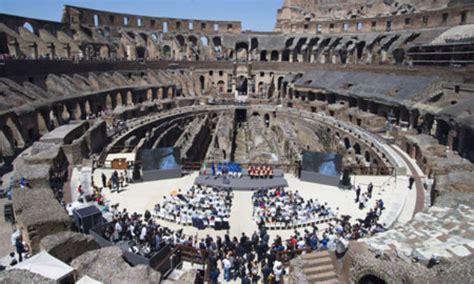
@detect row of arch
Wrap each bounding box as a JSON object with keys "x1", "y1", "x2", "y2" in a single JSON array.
[{"x1": 0, "y1": 85, "x2": 177, "y2": 159}]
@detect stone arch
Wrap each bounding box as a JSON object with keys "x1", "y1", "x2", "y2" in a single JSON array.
[
  {"x1": 258, "y1": 81, "x2": 264, "y2": 93},
  {"x1": 217, "y1": 80, "x2": 225, "y2": 93},
  {"x1": 147, "y1": 89, "x2": 153, "y2": 101},
  {"x1": 199, "y1": 75, "x2": 206, "y2": 91},
  {"x1": 106, "y1": 94, "x2": 113, "y2": 110},
  {"x1": 99, "y1": 45, "x2": 109, "y2": 59},
  {"x1": 356, "y1": 41, "x2": 366, "y2": 60},
  {"x1": 126, "y1": 91, "x2": 133, "y2": 105},
  {"x1": 176, "y1": 35, "x2": 185, "y2": 47},
  {"x1": 282, "y1": 49, "x2": 290, "y2": 61},
  {"x1": 62, "y1": 105, "x2": 71, "y2": 122},
  {"x1": 236, "y1": 75, "x2": 248, "y2": 95},
  {"x1": 365, "y1": 151, "x2": 371, "y2": 162},
  {"x1": 158, "y1": 88, "x2": 164, "y2": 99},
  {"x1": 235, "y1": 42, "x2": 248, "y2": 61},
  {"x1": 264, "y1": 113, "x2": 270, "y2": 128},
  {"x1": 49, "y1": 109, "x2": 59, "y2": 128},
  {"x1": 84, "y1": 100, "x2": 92, "y2": 116},
  {"x1": 188, "y1": 35, "x2": 198, "y2": 46},
  {"x1": 358, "y1": 274, "x2": 387, "y2": 284},
  {"x1": 37, "y1": 112, "x2": 49, "y2": 135},
  {"x1": 277, "y1": 77, "x2": 284, "y2": 91},
  {"x1": 0, "y1": 129, "x2": 15, "y2": 157},
  {"x1": 162, "y1": 45, "x2": 172, "y2": 58},
  {"x1": 354, "y1": 143, "x2": 361, "y2": 155},
  {"x1": 73, "y1": 103, "x2": 82, "y2": 120},
  {"x1": 5, "y1": 117, "x2": 25, "y2": 149},
  {"x1": 212, "y1": 36, "x2": 222, "y2": 47},
  {"x1": 344, "y1": 137, "x2": 351, "y2": 149},
  {"x1": 271, "y1": 50, "x2": 279, "y2": 61},
  {"x1": 116, "y1": 93, "x2": 123, "y2": 107},
  {"x1": 136, "y1": 46, "x2": 146, "y2": 59},
  {"x1": 260, "y1": 50, "x2": 267, "y2": 61},
  {"x1": 199, "y1": 36, "x2": 209, "y2": 46},
  {"x1": 167, "y1": 87, "x2": 174, "y2": 98},
  {"x1": 22, "y1": 21, "x2": 35, "y2": 34}
]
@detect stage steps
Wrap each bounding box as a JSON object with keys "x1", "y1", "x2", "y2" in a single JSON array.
[{"x1": 301, "y1": 251, "x2": 340, "y2": 283}]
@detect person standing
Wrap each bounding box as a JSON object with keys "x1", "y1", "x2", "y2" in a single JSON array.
[
  {"x1": 223, "y1": 255, "x2": 232, "y2": 282},
  {"x1": 355, "y1": 186, "x2": 361, "y2": 203},
  {"x1": 409, "y1": 176, "x2": 415, "y2": 190},
  {"x1": 101, "y1": 173, "x2": 107, "y2": 188},
  {"x1": 15, "y1": 237, "x2": 25, "y2": 262},
  {"x1": 209, "y1": 268, "x2": 220, "y2": 284},
  {"x1": 367, "y1": 182, "x2": 373, "y2": 199}
]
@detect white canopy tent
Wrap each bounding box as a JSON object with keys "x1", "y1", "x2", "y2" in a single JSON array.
[{"x1": 11, "y1": 251, "x2": 74, "y2": 281}]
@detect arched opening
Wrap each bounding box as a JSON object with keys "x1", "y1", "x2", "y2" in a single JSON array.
[
  {"x1": 116, "y1": 93, "x2": 123, "y2": 106},
  {"x1": 147, "y1": 89, "x2": 153, "y2": 101},
  {"x1": 93, "y1": 15, "x2": 100, "y2": 26},
  {"x1": 212, "y1": 37, "x2": 222, "y2": 47},
  {"x1": 158, "y1": 88, "x2": 164, "y2": 99},
  {"x1": 199, "y1": 75, "x2": 206, "y2": 91},
  {"x1": 235, "y1": 42, "x2": 248, "y2": 61},
  {"x1": 237, "y1": 76, "x2": 248, "y2": 95},
  {"x1": 354, "y1": 143, "x2": 361, "y2": 155},
  {"x1": 277, "y1": 77, "x2": 284, "y2": 91},
  {"x1": 4, "y1": 118, "x2": 25, "y2": 149},
  {"x1": 356, "y1": 41, "x2": 366, "y2": 60},
  {"x1": 344, "y1": 137, "x2": 351, "y2": 149},
  {"x1": 200, "y1": 36, "x2": 209, "y2": 46},
  {"x1": 258, "y1": 82, "x2": 264, "y2": 94},
  {"x1": 217, "y1": 80, "x2": 225, "y2": 93},
  {"x1": 282, "y1": 49, "x2": 290, "y2": 61},
  {"x1": 126, "y1": 91, "x2": 133, "y2": 106},
  {"x1": 162, "y1": 45, "x2": 171, "y2": 58},
  {"x1": 105, "y1": 95, "x2": 113, "y2": 110},
  {"x1": 23, "y1": 22, "x2": 35, "y2": 34},
  {"x1": 49, "y1": 110, "x2": 59, "y2": 128},
  {"x1": 264, "y1": 113, "x2": 270, "y2": 128},
  {"x1": 393, "y1": 48, "x2": 405, "y2": 64},
  {"x1": 365, "y1": 151, "x2": 371, "y2": 162},
  {"x1": 37, "y1": 112, "x2": 49, "y2": 135},
  {"x1": 73, "y1": 103, "x2": 82, "y2": 120},
  {"x1": 163, "y1": 22, "x2": 169, "y2": 32},
  {"x1": 136, "y1": 46, "x2": 146, "y2": 59},
  {"x1": 260, "y1": 50, "x2": 267, "y2": 61},
  {"x1": 167, "y1": 87, "x2": 174, "y2": 98},
  {"x1": 62, "y1": 105, "x2": 71, "y2": 123},
  {"x1": 271, "y1": 50, "x2": 279, "y2": 61},
  {"x1": 99, "y1": 45, "x2": 109, "y2": 59},
  {"x1": 358, "y1": 274, "x2": 386, "y2": 284},
  {"x1": 176, "y1": 35, "x2": 185, "y2": 47}
]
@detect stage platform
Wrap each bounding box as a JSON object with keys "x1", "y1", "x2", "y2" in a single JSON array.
[{"x1": 194, "y1": 172, "x2": 288, "y2": 191}]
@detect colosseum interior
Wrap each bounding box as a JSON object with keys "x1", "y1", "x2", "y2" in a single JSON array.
[{"x1": 0, "y1": 0, "x2": 473, "y2": 283}]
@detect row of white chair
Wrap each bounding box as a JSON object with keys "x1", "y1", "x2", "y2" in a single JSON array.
[{"x1": 262, "y1": 216, "x2": 334, "y2": 230}]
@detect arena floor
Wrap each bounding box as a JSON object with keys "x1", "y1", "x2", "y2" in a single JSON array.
[{"x1": 88, "y1": 169, "x2": 406, "y2": 240}]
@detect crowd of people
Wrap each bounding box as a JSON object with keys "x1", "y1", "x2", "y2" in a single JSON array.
[
  {"x1": 155, "y1": 185, "x2": 233, "y2": 230},
  {"x1": 252, "y1": 187, "x2": 337, "y2": 229},
  {"x1": 101, "y1": 170, "x2": 129, "y2": 193},
  {"x1": 104, "y1": 204, "x2": 334, "y2": 284},
  {"x1": 248, "y1": 165, "x2": 274, "y2": 179}
]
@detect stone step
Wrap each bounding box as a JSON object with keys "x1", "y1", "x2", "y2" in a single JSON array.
[
  {"x1": 303, "y1": 264, "x2": 335, "y2": 274},
  {"x1": 301, "y1": 250, "x2": 331, "y2": 259},
  {"x1": 307, "y1": 270, "x2": 339, "y2": 282},
  {"x1": 303, "y1": 257, "x2": 333, "y2": 267},
  {"x1": 310, "y1": 279, "x2": 340, "y2": 284}
]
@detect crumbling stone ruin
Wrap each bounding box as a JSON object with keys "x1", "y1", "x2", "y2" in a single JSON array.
[{"x1": 0, "y1": 0, "x2": 473, "y2": 282}]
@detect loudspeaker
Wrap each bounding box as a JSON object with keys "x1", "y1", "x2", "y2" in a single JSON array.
[{"x1": 340, "y1": 168, "x2": 351, "y2": 189}]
